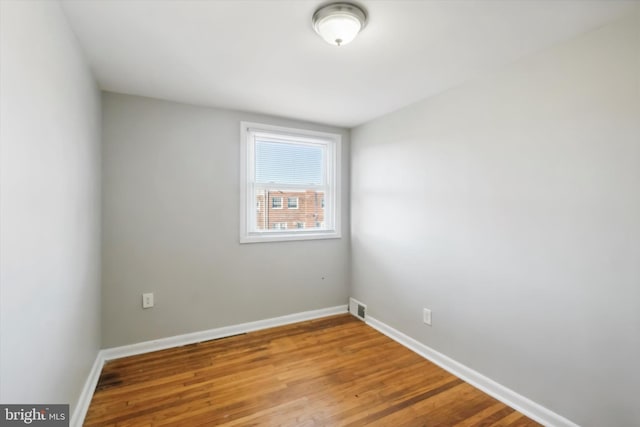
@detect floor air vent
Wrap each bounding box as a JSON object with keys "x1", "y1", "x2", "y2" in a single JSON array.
[{"x1": 349, "y1": 297, "x2": 367, "y2": 321}]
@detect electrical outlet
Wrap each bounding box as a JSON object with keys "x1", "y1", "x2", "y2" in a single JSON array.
[
  {"x1": 142, "y1": 293, "x2": 154, "y2": 309},
  {"x1": 423, "y1": 308, "x2": 432, "y2": 326}
]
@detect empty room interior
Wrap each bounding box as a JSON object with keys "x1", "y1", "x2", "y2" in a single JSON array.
[{"x1": 1, "y1": 0, "x2": 639, "y2": 426}]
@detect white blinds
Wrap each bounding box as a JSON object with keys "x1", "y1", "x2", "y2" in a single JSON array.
[{"x1": 255, "y1": 139, "x2": 325, "y2": 186}]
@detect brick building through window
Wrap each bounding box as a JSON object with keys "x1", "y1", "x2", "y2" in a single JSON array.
[{"x1": 256, "y1": 190, "x2": 325, "y2": 230}]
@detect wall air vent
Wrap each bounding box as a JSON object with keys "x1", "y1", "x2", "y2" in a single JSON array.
[{"x1": 349, "y1": 297, "x2": 367, "y2": 321}]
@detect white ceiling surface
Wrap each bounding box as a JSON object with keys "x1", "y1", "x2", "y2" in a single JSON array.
[{"x1": 60, "y1": 0, "x2": 637, "y2": 128}]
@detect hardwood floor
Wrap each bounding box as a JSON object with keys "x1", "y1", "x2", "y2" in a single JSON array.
[{"x1": 85, "y1": 314, "x2": 541, "y2": 426}]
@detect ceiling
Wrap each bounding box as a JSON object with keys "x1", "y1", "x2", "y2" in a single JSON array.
[{"x1": 60, "y1": 0, "x2": 637, "y2": 128}]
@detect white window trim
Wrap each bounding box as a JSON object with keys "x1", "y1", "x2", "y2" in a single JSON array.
[
  {"x1": 271, "y1": 196, "x2": 283, "y2": 209},
  {"x1": 240, "y1": 121, "x2": 341, "y2": 244}
]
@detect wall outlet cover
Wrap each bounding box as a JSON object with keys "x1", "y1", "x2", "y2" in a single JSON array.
[
  {"x1": 423, "y1": 308, "x2": 432, "y2": 326},
  {"x1": 142, "y1": 293, "x2": 154, "y2": 309}
]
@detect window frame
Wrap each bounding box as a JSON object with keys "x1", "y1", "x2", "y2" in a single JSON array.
[
  {"x1": 271, "y1": 196, "x2": 283, "y2": 209},
  {"x1": 287, "y1": 197, "x2": 299, "y2": 209},
  {"x1": 240, "y1": 121, "x2": 341, "y2": 243}
]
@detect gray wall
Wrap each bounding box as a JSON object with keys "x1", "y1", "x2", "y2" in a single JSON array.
[
  {"x1": 101, "y1": 93, "x2": 350, "y2": 347},
  {"x1": 0, "y1": 0, "x2": 102, "y2": 411},
  {"x1": 351, "y1": 12, "x2": 639, "y2": 427}
]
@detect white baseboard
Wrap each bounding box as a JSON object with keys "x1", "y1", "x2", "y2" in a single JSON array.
[
  {"x1": 70, "y1": 351, "x2": 105, "y2": 427},
  {"x1": 102, "y1": 305, "x2": 347, "y2": 361},
  {"x1": 366, "y1": 315, "x2": 579, "y2": 427}
]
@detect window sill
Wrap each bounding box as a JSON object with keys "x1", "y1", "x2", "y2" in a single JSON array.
[{"x1": 240, "y1": 230, "x2": 341, "y2": 244}]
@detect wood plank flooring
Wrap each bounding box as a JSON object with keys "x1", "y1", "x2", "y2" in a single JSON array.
[{"x1": 85, "y1": 314, "x2": 541, "y2": 426}]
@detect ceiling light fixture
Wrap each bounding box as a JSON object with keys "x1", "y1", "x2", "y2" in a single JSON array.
[{"x1": 312, "y1": 2, "x2": 368, "y2": 47}]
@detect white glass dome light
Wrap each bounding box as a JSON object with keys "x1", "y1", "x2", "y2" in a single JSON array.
[{"x1": 312, "y1": 3, "x2": 368, "y2": 47}]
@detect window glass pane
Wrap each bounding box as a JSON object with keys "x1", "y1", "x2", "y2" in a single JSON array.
[
  {"x1": 255, "y1": 189, "x2": 325, "y2": 231},
  {"x1": 255, "y1": 140, "x2": 324, "y2": 185}
]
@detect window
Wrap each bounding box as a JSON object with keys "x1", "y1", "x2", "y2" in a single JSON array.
[
  {"x1": 272, "y1": 197, "x2": 283, "y2": 209},
  {"x1": 240, "y1": 122, "x2": 341, "y2": 243}
]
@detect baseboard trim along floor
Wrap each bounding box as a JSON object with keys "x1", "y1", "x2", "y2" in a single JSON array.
[
  {"x1": 365, "y1": 315, "x2": 579, "y2": 427},
  {"x1": 71, "y1": 305, "x2": 348, "y2": 426},
  {"x1": 70, "y1": 351, "x2": 105, "y2": 427}
]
